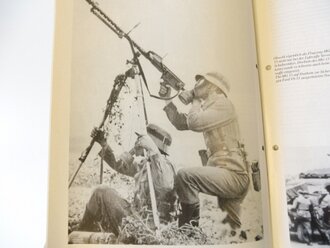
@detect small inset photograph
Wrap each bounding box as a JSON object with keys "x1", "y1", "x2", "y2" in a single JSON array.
[{"x1": 284, "y1": 147, "x2": 330, "y2": 247}]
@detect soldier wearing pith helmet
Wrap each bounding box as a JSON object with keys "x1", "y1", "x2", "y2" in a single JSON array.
[{"x1": 161, "y1": 71, "x2": 249, "y2": 229}]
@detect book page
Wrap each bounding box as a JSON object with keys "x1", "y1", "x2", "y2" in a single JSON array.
[
  {"x1": 47, "y1": 0, "x2": 271, "y2": 247},
  {"x1": 254, "y1": 0, "x2": 330, "y2": 247}
]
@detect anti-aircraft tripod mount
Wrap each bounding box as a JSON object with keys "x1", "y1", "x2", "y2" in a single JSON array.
[
  {"x1": 68, "y1": 25, "x2": 157, "y2": 187},
  {"x1": 70, "y1": 0, "x2": 187, "y2": 188}
]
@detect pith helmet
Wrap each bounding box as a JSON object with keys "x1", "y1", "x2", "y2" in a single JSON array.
[
  {"x1": 146, "y1": 123, "x2": 172, "y2": 155},
  {"x1": 195, "y1": 72, "x2": 230, "y2": 97}
]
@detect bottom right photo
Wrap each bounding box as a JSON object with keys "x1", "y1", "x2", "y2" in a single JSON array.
[{"x1": 284, "y1": 146, "x2": 330, "y2": 247}]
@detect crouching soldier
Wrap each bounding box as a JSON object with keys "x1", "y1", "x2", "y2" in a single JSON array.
[
  {"x1": 78, "y1": 124, "x2": 177, "y2": 236},
  {"x1": 160, "y1": 72, "x2": 250, "y2": 229}
]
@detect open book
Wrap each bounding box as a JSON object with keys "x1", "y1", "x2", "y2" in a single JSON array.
[{"x1": 47, "y1": 0, "x2": 330, "y2": 247}]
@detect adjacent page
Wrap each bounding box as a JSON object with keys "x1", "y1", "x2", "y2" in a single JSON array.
[
  {"x1": 47, "y1": 0, "x2": 271, "y2": 247},
  {"x1": 254, "y1": 0, "x2": 330, "y2": 247}
]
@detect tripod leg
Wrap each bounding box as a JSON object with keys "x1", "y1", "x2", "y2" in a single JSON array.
[
  {"x1": 100, "y1": 158, "x2": 104, "y2": 184},
  {"x1": 69, "y1": 161, "x2": 84, "y2": 188},
  {"x1": 146, "y1": 161, "x2": 160, "y2": 232}
]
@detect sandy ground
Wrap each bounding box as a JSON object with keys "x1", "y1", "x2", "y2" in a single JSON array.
[{"x1": 68, "y1": 155, "x2": 264, "y2": 244}]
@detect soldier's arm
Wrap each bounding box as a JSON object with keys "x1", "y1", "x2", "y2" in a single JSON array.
[
  {"x1": 163, "y1": 102, "x2": 189, "y2": 130},
  {"x1": 149, "y1": 154, "x2": 176, "y2": 193},
  {"x1": 99, "y1": 145, "x2": 138, "y2": 177},
  {"x1": 187, "y1": 98, "x2": 235, "y2": 132}
]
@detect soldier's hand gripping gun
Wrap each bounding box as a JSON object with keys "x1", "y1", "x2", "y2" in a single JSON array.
[{"x1": 84, "y1": 0, "x2": 185, "y2": 99}]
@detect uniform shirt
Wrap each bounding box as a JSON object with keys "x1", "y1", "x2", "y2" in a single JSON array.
[
  {"x1": 164, "y1": 93, "x2": 246, "y2": 172},
  {"x1": 291, "y1": 195, "x2": 312, "y2": 211},
  {"x1": 100, "y1": 146, "x2": 177, "y2": 221}
]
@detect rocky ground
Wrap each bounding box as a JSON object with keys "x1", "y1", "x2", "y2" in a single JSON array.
[{"x1": 68, "y1": 155, "x2": 264, "y2": 244}]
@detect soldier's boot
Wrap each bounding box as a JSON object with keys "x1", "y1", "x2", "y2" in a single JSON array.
[{"x1": 178, "y1": 202, "x2": 200, "y2": 227}]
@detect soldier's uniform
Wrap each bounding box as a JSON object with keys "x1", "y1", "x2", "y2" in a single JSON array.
[
  {"x1": 163, "y1": 72, "x2": 249, "y2": 228},
  {"x1": 290, "y1": 194, "x2": 312, "y2": 219},
  {"x1": 320, "y1": 192, "x2": 330, "y2": 224},
  {"x1": 79, "y1": 124, "x2": 177, "y2": 235},
  {"x1": 289, "y1": 191, "x2": 312, "y2": 245}
]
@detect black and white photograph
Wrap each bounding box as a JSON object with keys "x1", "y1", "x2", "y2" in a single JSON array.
[
  {"x1": 67, "y1": 0, "x2": 265, "y2": 245},
  {"x1": 284, "y1": 147, "x2": 330, "y2": 247}
]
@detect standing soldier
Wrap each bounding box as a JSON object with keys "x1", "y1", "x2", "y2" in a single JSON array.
[
  {"x1": 159, "y1": 72, "x2": 249, "y2": 229},
  {"x1": 320, "y1": 183, "x2": 330, "y2": 224},
  {"x1": 78, "y1": 124, "x2": 177, "y2": 236}
]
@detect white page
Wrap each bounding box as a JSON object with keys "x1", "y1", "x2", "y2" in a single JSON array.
[
  {"x1": 254, "y1": 0, "x2": 330, "y2": 247},
  {"x1": 47, "y1": 0, "x2": 271, "y2": 247}
]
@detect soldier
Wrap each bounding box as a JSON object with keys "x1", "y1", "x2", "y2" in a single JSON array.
[
  {"x1": 309, "y1": 191, "x2": 324, "y2": 241},
  {"x1": 318, "y1": 183, "x2": 330, "y2": 244},
  {"x1": 159, "y1": 72, "x2": 250, "y2": 229},
  {"x1": 320, "y1": 183, "x2": 330, "y2": 223},
  {"x1": 289, "y1": 190, "x2": 313, "y2": 245},
  {"x1": 78, "y1": 124, "x2": 177, "y2": 236}
]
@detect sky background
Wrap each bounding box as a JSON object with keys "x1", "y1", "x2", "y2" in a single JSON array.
[
  {"x1": 69, "y1": 0, "x2": 264, "y2": 169},
  {"x1": 281, "y1": 146, "x2": 330, "y2": 176}
]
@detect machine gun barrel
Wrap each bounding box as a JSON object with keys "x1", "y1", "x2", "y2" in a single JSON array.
[{"x1": 84, "y1": 0, "x2": 185, "y2": 92}]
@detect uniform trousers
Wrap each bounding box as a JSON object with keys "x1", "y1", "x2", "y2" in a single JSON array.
[
  {"x1": 79, "y1": 185, "x2": 132, "y2": 236},
  {"x1": 175, "y1": 166, "x2": 249, "y2": 228}
]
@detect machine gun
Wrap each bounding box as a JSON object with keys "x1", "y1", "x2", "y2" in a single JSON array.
[
  {"x1": 84, "y1": 0, "x2": 185, "y2": 98},
  {"x1": 68, "y1": 69, "x2": 135, "y2": 188}
]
